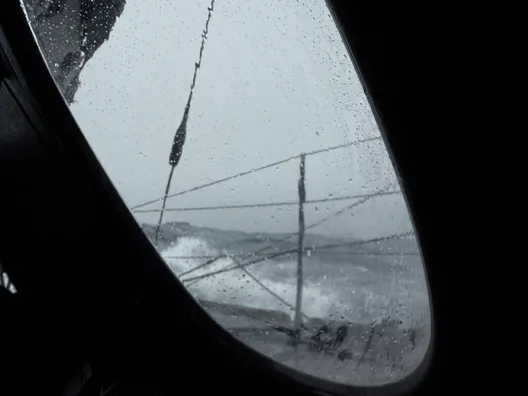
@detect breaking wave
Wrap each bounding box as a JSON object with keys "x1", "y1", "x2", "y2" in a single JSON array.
[{"x1": 161, "y1": 236, "x2": 428, "y2": 326}]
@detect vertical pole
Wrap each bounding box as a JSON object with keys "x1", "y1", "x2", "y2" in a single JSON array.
[{"x1": 294, "y1": 154, "x2": 306, "y2": 333}]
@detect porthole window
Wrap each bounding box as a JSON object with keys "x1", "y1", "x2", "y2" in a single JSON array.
[{"x1": 23, "y1": 0, "x2": 431, "y2": 386}]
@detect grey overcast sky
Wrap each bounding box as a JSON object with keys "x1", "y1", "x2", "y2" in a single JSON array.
[{"x1": 69, "y1": 0, "x2": 413, "y2": 238}]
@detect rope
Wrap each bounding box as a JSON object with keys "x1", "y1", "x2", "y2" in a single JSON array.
[{"x1": 131, "y1": 136, "x2": 381, "y2": 211}]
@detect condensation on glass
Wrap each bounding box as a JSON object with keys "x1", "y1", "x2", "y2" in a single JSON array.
[{"x1": 22, "y1": 0, "x2": 431, "y2": 386}]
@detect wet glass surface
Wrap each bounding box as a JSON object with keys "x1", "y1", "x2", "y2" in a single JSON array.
[{"x1": 22, "y1": 0, "x2": 431, "y2": 386}]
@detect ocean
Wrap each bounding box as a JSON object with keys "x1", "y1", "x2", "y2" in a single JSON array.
[{"x1": 143, "y1": 221, "x2": 431, "y2": 386}]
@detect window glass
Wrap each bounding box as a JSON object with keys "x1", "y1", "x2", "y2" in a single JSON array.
[{"x1": 23, "y1": 0, "x2": 431, "y2": 386}]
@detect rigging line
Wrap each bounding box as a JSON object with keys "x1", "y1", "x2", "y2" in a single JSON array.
[
  {"x1": 184, "y1": 0, "x2": 215, "y2": 106},
  {"x1": 305, "y1": 230, "x2": 415, "y2": 251},
  {"x1": 155, "y1": 166, "x2": 175, "y2": 246},
  {"x1": 164, "y1": 251, "x2": 419, "y2": 259},
  {"x1": 194, "y1": 0, "x2": 215, "y2": 86},
  {"x1": 154, "y1": 0, "x2": 216, "y2": 245},
  {"x1": 133, "y1": 155, "x2": 294, "y2": 211},
  {"x1": 182, "y1": 231, "x2": 414, "y2": 284},
  {"x1": 231, "y1": 257, "x2": 312, "y2": 320},
  {"x1": 130, "y1": 136, "x2": 381, "y2": 211},
  {"x1": 177, "y1": 186, "x2": 393, "y2": 279},
  {"x1": 168, "y1": 253, "x2": 264, "y2": 260},
  {"x1": 134, "y1": 190, "x2": 401, "y2": 213},
  {"x1": 301, "y1": 188, "x2": 393, "y2": 234},
  {"x1": 304, "y1": 135, "x2": 380, "y2": 158}
]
